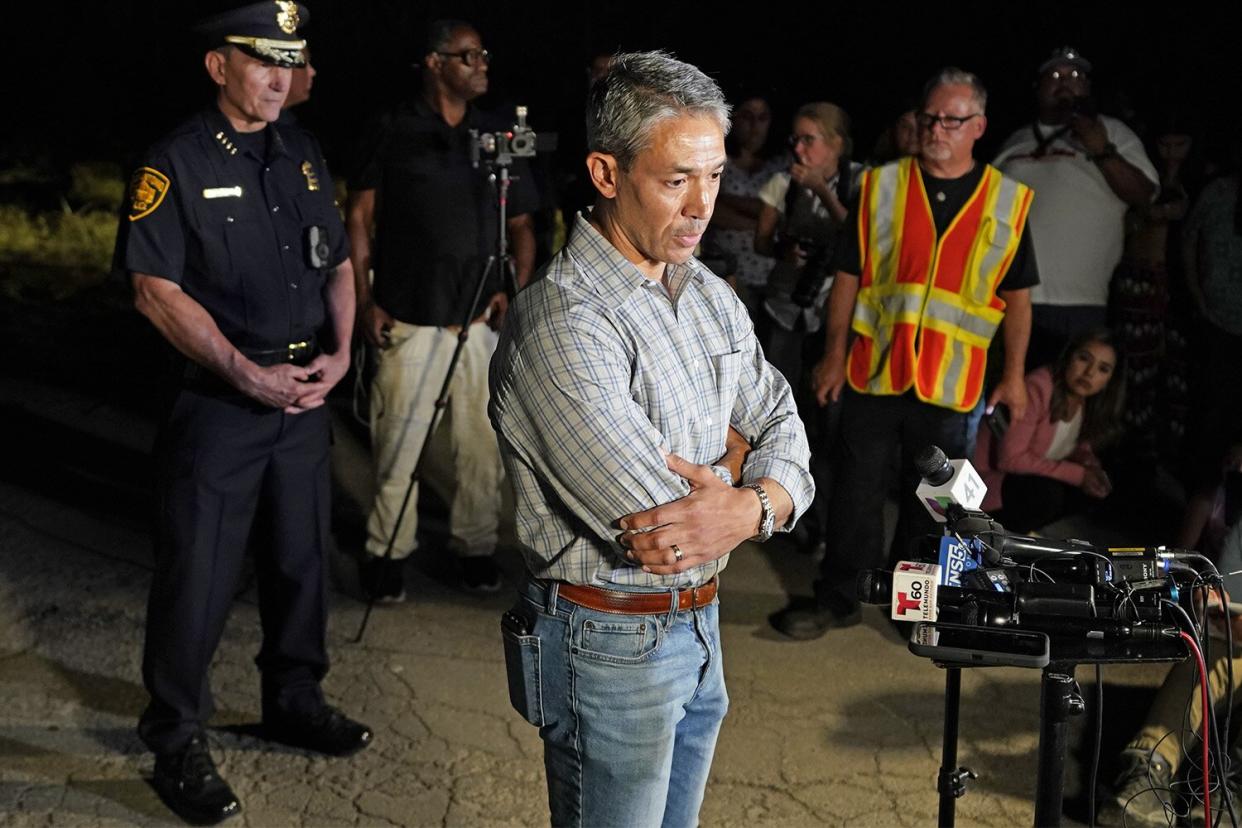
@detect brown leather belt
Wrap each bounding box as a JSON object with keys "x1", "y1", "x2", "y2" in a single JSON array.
[{"x1": 557, "y1": 578, "x2": 718, "y2": 615}]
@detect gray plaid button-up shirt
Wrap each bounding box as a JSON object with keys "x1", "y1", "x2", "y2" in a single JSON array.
[{"x1": 489, "y1": 213, "x2": 813, "y2": 587}]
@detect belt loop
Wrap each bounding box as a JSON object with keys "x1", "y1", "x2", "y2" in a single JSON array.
[
  {"x1": 664, "y1": 586, "x2": 678, "y2": 628},
  {"x1": 545, "y1": 580, "x2": 560, "y2": 615}
]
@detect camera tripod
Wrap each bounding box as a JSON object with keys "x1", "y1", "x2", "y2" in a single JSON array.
[{"x1": 353, "y1": 163, "x2": 520, "y2": 644}]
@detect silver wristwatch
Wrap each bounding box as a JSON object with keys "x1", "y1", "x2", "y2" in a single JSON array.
[{"x1": 743, "y1": 483, "x2": 775, "y2": 542}]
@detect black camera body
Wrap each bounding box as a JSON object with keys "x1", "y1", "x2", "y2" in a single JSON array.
[{"x1": 470, "y1": 105, "x2": 542, "y2": 168}]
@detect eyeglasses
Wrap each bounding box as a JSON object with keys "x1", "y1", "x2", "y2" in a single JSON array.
[
  {"x1": 788, "y1": 133, "x2": 822, "y2": 147},
  {"x1": 436, "y1": 48, "x2": 490, "y2": 67},
  {"x1": 916, "y1": 112, "x2": 982, "y2": 131}
]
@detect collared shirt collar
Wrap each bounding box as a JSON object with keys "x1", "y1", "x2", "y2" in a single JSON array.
[
  {"x1": 565, "y1": 211, "x2": 707, "y2": 309},
  {"x1": 408, "y1": 94, "x2": 479, "y2": 129},
  {"x1": 204, "y1": 106, "x2": 289, "y2": 163}
]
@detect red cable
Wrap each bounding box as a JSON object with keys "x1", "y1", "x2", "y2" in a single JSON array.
[{"x1": 1180, "y1": 630, "x2": 1212, "y2": 828}]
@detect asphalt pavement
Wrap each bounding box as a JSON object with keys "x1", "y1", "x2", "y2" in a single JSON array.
[{"x1": 0, "y1": 374, "x2": 1175, "y2": 827}]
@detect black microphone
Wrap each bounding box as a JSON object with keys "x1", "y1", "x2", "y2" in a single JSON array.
[
  {"x1": 998, "y1": 534, "x2": 1099, "y2": 560},
  {"x1": 914, "y1": 444, "x2": 954, "y2": 486}
]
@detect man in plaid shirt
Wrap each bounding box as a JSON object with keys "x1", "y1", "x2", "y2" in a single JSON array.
[{"x1": 490, "y1": 51, "x2": 813, "y2": 827}]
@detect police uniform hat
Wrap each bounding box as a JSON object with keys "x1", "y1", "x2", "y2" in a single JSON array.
[
  {"x1": 194, "y1": 1, "x2": 309, "y2": 68},
  {"x1": 1038, "y1": 46, "x2": 1092, "y2": 76}
]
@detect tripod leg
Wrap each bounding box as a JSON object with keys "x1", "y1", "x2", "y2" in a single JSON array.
[{"x1": 354, "y1": 256, "x2": 500, "y2": 643}]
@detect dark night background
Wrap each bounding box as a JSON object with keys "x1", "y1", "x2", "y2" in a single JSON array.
[{"x1": 3, "y1": 1, "x2": 1238, "y2": 176}]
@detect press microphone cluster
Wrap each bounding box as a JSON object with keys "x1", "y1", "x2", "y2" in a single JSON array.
[
  {"x1": 860, "y1": 561, "x2": 1178, "y2": 641},
  {"x1": 868, "y1": 444, "x2": 1204, "y2": 642}
]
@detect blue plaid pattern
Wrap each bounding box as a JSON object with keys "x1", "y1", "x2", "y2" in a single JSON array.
[{"x1": 489, "y1": 214, "x2": 813, "y2": 587}]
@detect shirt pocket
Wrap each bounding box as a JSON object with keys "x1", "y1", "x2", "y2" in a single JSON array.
[{"x1": 191, "y1": 198, "x2": 243, "y2": 295}]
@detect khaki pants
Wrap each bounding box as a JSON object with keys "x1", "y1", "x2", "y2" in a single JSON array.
[
  {"x1": 365, "y1": 321, "x2": 503, "y2": 560},
  {"x1": 1129, "y1": 646, "x2": 1242, "y2": 769}
]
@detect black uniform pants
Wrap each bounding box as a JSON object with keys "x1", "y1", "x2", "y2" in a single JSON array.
[
  {"x1": 139, "y1": 388, "x2": 331, "y2": 754},
  {"x1": 814, "y1": 389, "x2": 969, "y2": 614}
]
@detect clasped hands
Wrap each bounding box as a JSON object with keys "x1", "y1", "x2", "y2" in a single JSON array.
[{"x1": 240, "y1": 350, "x2": 349, "y2": 414}]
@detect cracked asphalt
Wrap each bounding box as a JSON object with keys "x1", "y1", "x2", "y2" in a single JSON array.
[{"x1": 0, "y1": 377, "x2": 1169, "y2": 827}]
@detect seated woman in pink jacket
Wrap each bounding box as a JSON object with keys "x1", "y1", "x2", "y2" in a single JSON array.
[{"x1": 974, "y1": 328, "x2": 1126, "y2": 533}]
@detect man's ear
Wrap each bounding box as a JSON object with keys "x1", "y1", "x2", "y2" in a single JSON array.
[
  {"x1": 586, "y1": 151, "x2": 620, "y2": 199},
  {"x1": 973, "y1": 114, "x2": 988, "y2": 141},
  {"x1": 423, "y1": 52, "x2": 440, "y2": 77},
  {"x1": 204, "y1": 50, "x2": 228, "y2": 87}
]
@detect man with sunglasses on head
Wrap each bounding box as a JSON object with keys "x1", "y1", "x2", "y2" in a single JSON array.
[
  {"x1": 994, "y1": 46, "x2": 1157, "y2": 368},
  {"x1": 347, "y1": 19, "x2": 538, "y2": 601},
  {"x1": 770, "y1": 67, "x2": 1040, "y2": 640}
]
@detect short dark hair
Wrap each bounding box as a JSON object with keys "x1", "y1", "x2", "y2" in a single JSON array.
[{"x1": 424, "y1": 19, "x2": 474, "y2": 56}]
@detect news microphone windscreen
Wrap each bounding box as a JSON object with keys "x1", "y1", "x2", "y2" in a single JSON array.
[
  {"x1": 857, "y1": 569, "x2": 890, "y2": 604},
  {"x1": 915, "y1": 445, "x2": 953, "y2": 486}
]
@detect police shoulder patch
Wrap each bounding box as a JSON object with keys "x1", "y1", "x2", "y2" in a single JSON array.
[{"x1": 128, "y1": 167, "x2": 171, "y2": 221}]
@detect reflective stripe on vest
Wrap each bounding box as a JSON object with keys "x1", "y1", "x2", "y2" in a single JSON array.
[{"x1": 848, "y1": 157, "x2": 1032, "y2": 411}]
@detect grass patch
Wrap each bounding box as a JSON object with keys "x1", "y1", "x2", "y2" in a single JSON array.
[{"x1": 0, "y1": 162, "x2": 125, "y2": 301}]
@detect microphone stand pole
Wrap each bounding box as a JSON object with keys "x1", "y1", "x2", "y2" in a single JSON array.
[{"x1": 936, "y1": 667, "x2": 976, "y2": 827}]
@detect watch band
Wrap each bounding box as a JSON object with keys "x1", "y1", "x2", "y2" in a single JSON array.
[{"x1": 743, "y1": 483, "x2": 775, "y2": 542}]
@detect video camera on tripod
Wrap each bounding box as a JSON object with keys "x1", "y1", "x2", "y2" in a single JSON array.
[{"x1": 469, "y1": 105, "x2": 556, "y2": 169}]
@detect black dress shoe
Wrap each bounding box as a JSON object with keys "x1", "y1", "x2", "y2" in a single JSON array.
[
  {"x1": 151, "y1": 734, "x2": 241, "y2": 825},
  {"x1": 768, "y1": 598, "x2": 861, "y2": 640},
  {"x1": 359, "y1": 554, "x2": 406, "y2": 603},
  {"x1": 459, "y1": 555, "x2": 503, "y2": 594},
  {"x1": 263, "y1": 705, "x2": 373, "y2": 757}
]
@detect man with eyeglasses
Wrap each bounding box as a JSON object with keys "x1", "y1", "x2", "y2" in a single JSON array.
[
  {"x1": 347, "y1": 19, "x2": 538, "y2": 601},
  {"x1": 770, "y1": 67, "x2": 1039, "y2": 641},
  {"x1": 994, "y1": 46, "x2": 1157, "y2": 369}
]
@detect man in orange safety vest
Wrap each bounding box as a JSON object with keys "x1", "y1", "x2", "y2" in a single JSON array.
[{"x1": 771, "y1": 67, "x2": 1039, "y2": 640}]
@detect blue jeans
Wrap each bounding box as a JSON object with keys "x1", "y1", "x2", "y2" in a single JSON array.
[{"x1": 504, "y1": 578, "x2": 729, "y2": 828}]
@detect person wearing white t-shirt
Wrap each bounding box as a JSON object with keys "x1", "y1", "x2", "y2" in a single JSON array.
[{"x1": 994, "y1": 47, "x2": 1158, "y2": 368}]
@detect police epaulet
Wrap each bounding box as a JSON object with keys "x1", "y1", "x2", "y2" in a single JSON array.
[{"x1": 214, "y1": 131, "x2": 238, "y2": 156}]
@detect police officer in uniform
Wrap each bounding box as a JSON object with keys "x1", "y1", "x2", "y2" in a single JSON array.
[{"x1": 114, "y1": 3, "x2": 370, "y2": 823}]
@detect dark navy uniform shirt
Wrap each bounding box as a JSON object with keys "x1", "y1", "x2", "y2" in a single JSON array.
[
  {"x1": 116, "y1": 107, "x2": 349, "y2": 350},
  {"x1": 349, "y1": 98, "x2": 539, "y2": 326}
]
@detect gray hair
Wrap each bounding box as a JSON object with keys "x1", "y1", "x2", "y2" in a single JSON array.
[
  {"x1": 586, "y1": 50, "x2": 731, "y2": 169},
  {"x1": 922, "y1": 67, "x2": 988, "y2": 113}
]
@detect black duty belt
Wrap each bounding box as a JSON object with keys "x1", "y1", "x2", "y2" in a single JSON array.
[
  {"x1": 182, "y1": 338, "x2": 319, "y2": 390},
  {"x1": 240, "y1": 339, "x2": 317, "y2": 367}
]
